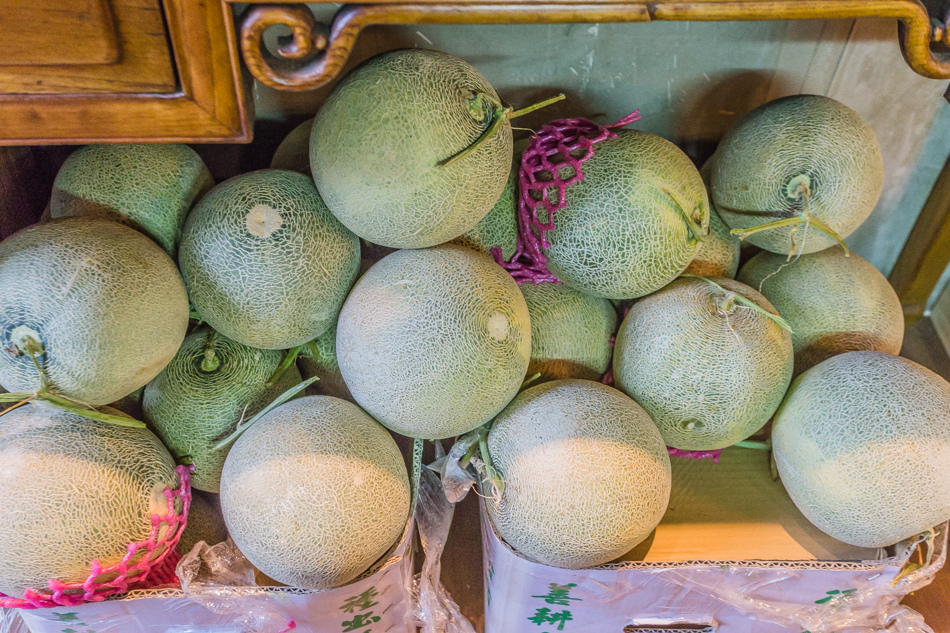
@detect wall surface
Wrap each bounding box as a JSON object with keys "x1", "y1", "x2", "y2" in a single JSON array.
[{"x1": 253, "y1": 12, "x2": 950, "y2": 278}]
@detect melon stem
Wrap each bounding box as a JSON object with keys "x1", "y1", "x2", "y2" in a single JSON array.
[
  {"x1": 506, "y1": 94, "x2": 567, "y2": 120},
  {"x1": 0, "y1": 344, "x2": 146, "y2": 428},
  {"x1": 682, "y1": 274, "x2": 793, "y2": 333},
  {"x1": 200, "y1": 330, "x2": 220, "y2": 373},
  {"x1": 437, "y1": 93, "x2": 566, "y2": 169},
  {"x1": 728, "y1": 183, "x2": 850, "y2": 256},
  {"x1": 664, "y1": 190, "x2": 708, "y2": 246},
  {"x1": 214, "y1": 376, "x2": 319, "y2": 450},
  {"x1": 734, "y1": 439, "x2": 771, "y2": 451},
  {"x1": 267, "y1": 344, "x2": 304, "y2": 386}
]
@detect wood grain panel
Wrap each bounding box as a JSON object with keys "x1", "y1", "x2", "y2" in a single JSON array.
[
  {"x1": 0, "y1": 0, "x2": 175, "y2": 94},
  {"x1": 0, "y1": 0, "x2": 118, "y2": 66},
  {"x1": 0, "y1": 0, "x2": 251, "y2": 143}
]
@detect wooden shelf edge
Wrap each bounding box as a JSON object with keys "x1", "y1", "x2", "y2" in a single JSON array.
[
  {"x1": 0, "y1": 94, "x2": 250, "y2": 145},
  {"x1": 234, "y1": 0, "x2": 950, "y2": 91}
]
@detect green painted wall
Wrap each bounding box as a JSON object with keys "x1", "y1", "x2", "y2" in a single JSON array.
[{"x1": 253, "y1": 12, "x2": 950, "y2": 281}]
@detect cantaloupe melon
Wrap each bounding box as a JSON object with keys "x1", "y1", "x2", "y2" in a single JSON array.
[
  {"x1": 711, "y1": 95, "x2": 883, "y2": 255},
  {"x1": 684, "y1": 158, "x2": 741, "y2": 278},
  {"x1": 449, "y1": 170, "x2": 518, "y2": 261},
  {"x1": 337, "y1": 244, "x2": 530, "y2": 439},
  {"x1": 219, "y1": 396, "x2": 411, "y2": 589},
  {"x1": 772, "y1": 351, "x2": 950, "y2": 548},
  {"x1": 143, "y1": 328, "x2": 303, "y2": 493},
  {"x1": 0, "y1": 218, "x2": 189, "y2": 405},
  {"x1": 297, "y1": 323, "x2": 352, "y2": 402},
  {"x1": 684, "y1": 206, "x2": 740, "y2": 279},
  {"x1": 486, "y1": 379, "x2": 670, "y2": 568},
  {"x1": 50, "y1": 144, "x2": 213, "y2": 257},
  {"x1": 271, "y1": 119, "x2": 314, "y2": 175},
  {"x1": 543, "y1": 129, "x2": 708, "y2": 299},
  {"x1": 311, "y1": 49, "x2": 511, "y2": 249},
  {"x1": 178, "y1": 492, "x2": 228, "y2": 556},
  {"x1": 738, "y1": 248, "x2": 903, "y2": 375},
  {"x1": 614, "y1": 277, "x2": 793, "y2": 450},
  {"x1": 0, "y1": 402, "x2": 179, "y2": 598},
  {"x1": 521, "y1": 282, "x2": 617, "y2": 383},
  {"x1": 179, "y1": 170, "x2": 360, "y2": 350}
]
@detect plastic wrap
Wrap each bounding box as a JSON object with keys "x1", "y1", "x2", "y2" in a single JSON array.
[
  {"x1": 409, "y1": 447, "x2": 476, "y2": 633},
  {"x1": 0, "y1": 609, "x2": 28, "y2": 633},
  {"x1": 175, "y1": 539, "x2": 293, "y2": 632},
  {"x1": 16, "y1": 442, "x2": 421, "y2": 633}
]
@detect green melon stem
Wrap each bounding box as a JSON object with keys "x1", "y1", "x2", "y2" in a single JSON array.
[
  {"x1": 734, "y1": 439, "x2": 771, "y2": 451},
  {"x1": 300, "y1": 340, "x2": 321, "y2": 360},
  {"x1": 437, "y1": 93, "x2": 566, "y2": 169},
  {"x1": 506, "y1": 93, "x2": 567, "y2": 120},
  {"x1": 214, "y1": 376, "x2": 319, "y2": 451},
  {"x1": 682, "y1": 274, "x2": 793, "y2": 334},
  {"x1": 520, "y1": 372, "x2": 542, "y2": 391},
  {"x1": 478, "y1": 430, "x2": 505, "y2": 497},
  {"x1": 267, "y1": 343, "x2": 305, "y2": 386},
  {"x1": 200, "y1": 330, "x2": 221, "y2": 373},
  {"x1": 664, "y1": 190, "x2": 708, "y2": 246},
  {"x1": 458, "y1": 436, "x2": 482, "y2": 469},
  {"x1": 728, "y1": 183, "x2": 850, "y2": 256},
  {"x1": 0, "y1": 337, "x2": 147, "y2": 428}
]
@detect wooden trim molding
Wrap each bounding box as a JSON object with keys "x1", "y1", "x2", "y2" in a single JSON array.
[
  {"x1": 0, "y1": 0, "x2": 252, "y2": 145},
  {"x1": 237, "y1": 0, "x2": 950, "y2": 92},
  {"x1": 889, "y1": 153, "x2": 950, "y2": 325}
]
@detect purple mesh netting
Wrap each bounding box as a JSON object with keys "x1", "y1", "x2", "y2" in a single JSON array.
[
  {"x1": 0, "y1": 464, "x2": 193, "y2": 609},
  {"x1": 493, "y1": 110, "x2": 642, "y2": 284}
]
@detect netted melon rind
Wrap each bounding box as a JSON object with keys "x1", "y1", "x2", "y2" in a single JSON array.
[
  {"x1": 178, "y1": 492, "x2": 228, "y2": 556},
  {"x1": 0, "y1": 403, "x2": 179, "y2": 598},
  {"x1": 219, "y1": 396, "x2": 411, "y2": 589},
  {"x1": 614, "y1": 277, "x2": 793, "y2": 450},
  {"x1": 337, "y1": 244, "x2": 530, "y2": 439},
  {"x1": 487, "y1": 379, "x2": 671, "y2": 569},
  {"x1": 298, "y1": 323, "x2": 353, "y2": 402},
  {"x1": 521, "y1": 282, "x2": 618, "y2": 383},
  {"x1": 143, "y1": 328, "x2": 303, "y2": 493},
  {"x1": 772, "y1": 351, "x2": 950, "y2": 548},
  {"x1": 0, "y1": 218, "x2": 189, "y2": 405},
  {"x1": 738, "y1": 248, "x2": 903, "y2": 375},
  {"x1": 450, "y1": 170, "x2": 518, "y2": 261},
  {"x1": 178, "y1": 170, "x2": 361, "y2": 350},
  {"x1": 50, "y1": 144, "x2": 213, "y2": 257},
  {"x1": 311, "y1": 49, "x2": 512, "y2": 249},
  {"x1": 544, "y1": 129, "x2": 708, "y2": 300},
  {"x1": 711, "y1": 95, "x2": 883, "y2": 255},
  {"x1": 684, "y1": 205, "x2": 740, "y2": 278},
  {"x1": 271, "y1": 119, "x2": 314, "y2": 176}
]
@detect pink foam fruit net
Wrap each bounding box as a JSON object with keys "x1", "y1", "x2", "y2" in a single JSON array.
[
  {"x1": 0, "y1": 464, "x2": 193, "y2": 609},
  {"x1": 492, "y1": 109, "x2": 642, "y2": 284},
  {"x1": 496, "y1": 113, "x2": 723, "y2": 463}
]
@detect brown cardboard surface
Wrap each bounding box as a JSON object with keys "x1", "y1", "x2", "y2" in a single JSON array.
[{"x1": 620, "y1": 446, "x2": 881, "y2": 563}]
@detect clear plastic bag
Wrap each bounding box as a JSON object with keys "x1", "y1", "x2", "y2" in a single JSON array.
[
  {"x1": 175, "y1": 539, "x2": 295, "y2": 632},
  {"x1": 408, "y1": 452, "x2": 477, "y2": 633}
]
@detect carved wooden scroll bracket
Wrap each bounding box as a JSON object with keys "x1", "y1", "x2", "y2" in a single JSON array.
[{"x1": 238, "y1": 1, "x2": 950, "y2": 92}]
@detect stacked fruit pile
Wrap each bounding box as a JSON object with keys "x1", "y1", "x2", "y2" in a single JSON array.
[{"x1": 0, "y1": 48, "x2": 946, "y2": 612}]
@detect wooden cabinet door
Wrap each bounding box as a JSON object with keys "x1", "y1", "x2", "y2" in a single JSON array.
[
  {"x1": 0, "y1": 0, "x2": 250, "y2": 144},
  {"x1": 0, "y1": 0, "x2": 177, "y2": 95}
]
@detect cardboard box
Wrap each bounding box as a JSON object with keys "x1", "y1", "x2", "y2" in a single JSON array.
[
  {"x1": 481, "y1": 447, "x2": 945, "y2": 633},
  {"x1": 15, "y1": 442, "x2": 426, "y2": 633},
  {"x1": 15, "y1": 518, "x2": 414, "y2": 633},
  {"x1": 14, "y1": 519, "x2": 414, "y2": 633}
]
